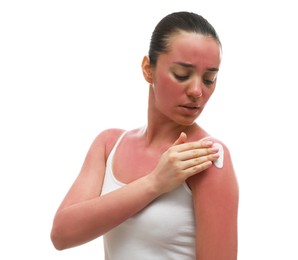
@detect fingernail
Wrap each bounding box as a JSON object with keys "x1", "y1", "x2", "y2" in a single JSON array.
[
  {"x1": 211, "y1": 147, "x2": 219, "y2": 152},
  {"x1": 204, "y1": 140, "x2": 213, "y2": 146},
  {"x1": 213, "y1": 153, "x2": 220, "y2": 158}
]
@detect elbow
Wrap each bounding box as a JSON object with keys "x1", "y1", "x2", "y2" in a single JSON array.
[
  {"x1": 50, "y1": 211, "x2": 90, "y2": 250},
  {"x1": 50, "y1": 224, "x2": 67, "y2": 251},
  {"x1": 50, "y1": 209, "x2": 102, "y2": 250},
  {"x1": 50, "y1": 212, "x2": 71, "y2": 251}
]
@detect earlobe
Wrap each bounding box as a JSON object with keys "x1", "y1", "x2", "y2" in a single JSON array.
[{"x1": 141, "y1": 56, "x2": 153, "y2": 84}]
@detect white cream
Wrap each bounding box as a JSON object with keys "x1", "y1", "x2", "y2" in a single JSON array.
[{"x1": 213, "y1": 143, "x2": 224, "y2": 168}]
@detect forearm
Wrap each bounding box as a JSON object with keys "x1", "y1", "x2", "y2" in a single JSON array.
[
  {"x1": 51, "y1": 175, "x2": 160, "y2": 250},
  {"x1": 51, "y1": 133, "x2": 218, "y2": 250}
]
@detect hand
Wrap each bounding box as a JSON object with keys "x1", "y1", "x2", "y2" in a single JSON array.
[{"x1": 149, "y1": 132, "x2": 219, "y2": 194}]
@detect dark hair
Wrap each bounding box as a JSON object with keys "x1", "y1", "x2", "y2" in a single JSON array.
[{"x1": 148, "y1": 11, "x2": 221, "y2": 66}]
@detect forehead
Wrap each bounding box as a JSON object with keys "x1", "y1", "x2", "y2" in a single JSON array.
[{"x1": 162, "y1": 32, "x2": 221, "y2": 68}]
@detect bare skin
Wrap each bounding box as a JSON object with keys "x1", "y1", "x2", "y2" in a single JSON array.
[
  {"x1": 51, "y1": 128, "x2": 218, "y2": 249},
  {"x1": 51, "y1": 32, "x2": 239, "y2": 260}
]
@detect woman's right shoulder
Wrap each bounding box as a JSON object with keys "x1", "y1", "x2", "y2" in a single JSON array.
[{"x1": 91, "y1": 128, "x2": 126, "y2": 160}]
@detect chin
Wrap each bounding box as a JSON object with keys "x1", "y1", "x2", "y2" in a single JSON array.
[{"x1": 175, "y1": 119, "x2": 197, "y2": 127}]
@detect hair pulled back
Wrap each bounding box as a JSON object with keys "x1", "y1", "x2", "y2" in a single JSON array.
[{"x1": 148, "y1": 11, "x2": 221, "y2": 66}]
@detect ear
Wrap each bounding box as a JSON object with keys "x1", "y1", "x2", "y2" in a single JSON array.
[{"x1": 141, "y1": 55, "x2": 153, "y2": 84}]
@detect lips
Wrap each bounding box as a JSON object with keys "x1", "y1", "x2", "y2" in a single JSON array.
[
  {"x1": 180, "y1": 103, "x2": 200, "y2": 110},
  {"x1": 182, "y1": 106, "x2": 199, "y2": 109}
]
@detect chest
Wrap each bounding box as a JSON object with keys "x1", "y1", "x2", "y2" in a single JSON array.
[{"x1": 112, "y1": 142, "x2": 164, "y2": 184}]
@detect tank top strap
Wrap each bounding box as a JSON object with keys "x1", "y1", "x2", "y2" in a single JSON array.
[
  {"x1": 107, "y1": 131, "x2": 127, "y2": 163},
  {"x1": 101, "y1": 131, "x2": 127, "y2": 195}
]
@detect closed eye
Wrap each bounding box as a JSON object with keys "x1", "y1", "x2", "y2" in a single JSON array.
[
  {"x1": 203, "y1": 79, "x2": 215, "y2": 86},
  {"x1": 174, "y1": 73, "x2": 190, "y2": 82},
  {"x1": 203, "y1": 72, "x2": 218, "y2": 86}
]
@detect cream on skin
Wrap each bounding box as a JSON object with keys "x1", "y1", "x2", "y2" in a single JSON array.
[
  {"x1": 213, "y1": 143, "x2": 224, "y2": 168},
  {"x1": 199, "y1": 137, "x2": 224, "y2": 169}
]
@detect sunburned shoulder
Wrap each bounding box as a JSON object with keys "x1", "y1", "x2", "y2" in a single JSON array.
[
  {"x1": 96, "y1": 128, "x2": 125, "y2": 144},
  {"x1": 90, "y1": 128, "x2": 126, "y2": 160},
  {"x1": 202, "y1": 136, "x2": 227, "y2": 170},
  {"x1": 187, "y1": 137, "x2": 238, "y2": 192}
]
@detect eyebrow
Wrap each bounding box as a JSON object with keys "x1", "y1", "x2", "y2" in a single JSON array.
[{"x1": 175, "y1": 62, "x2": 219, "y2": 72}]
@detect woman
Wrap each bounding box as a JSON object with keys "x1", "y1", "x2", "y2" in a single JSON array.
[{"x1": 51, "y1": 11, "x2": 239, "y2": 259}]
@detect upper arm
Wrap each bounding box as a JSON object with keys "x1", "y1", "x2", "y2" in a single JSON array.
[
  {"x1": 56, "y1": 128, "x2": 124, "y2": 212},
  {"x1": 187, "y1": 140, "x2": 239, "y2": 260}
]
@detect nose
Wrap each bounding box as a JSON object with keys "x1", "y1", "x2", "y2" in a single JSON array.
[{"x1": 186, "y1": 79, "x2": 203, "y2": 99}]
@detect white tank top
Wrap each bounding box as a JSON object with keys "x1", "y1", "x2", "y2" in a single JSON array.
[{"x1": 101, "y1": 132, "x2": 196, "y2": 259}]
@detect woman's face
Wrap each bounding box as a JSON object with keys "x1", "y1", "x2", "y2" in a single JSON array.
[{"x1": 150, "y1": 32, "x2": 221, "y2": 126}]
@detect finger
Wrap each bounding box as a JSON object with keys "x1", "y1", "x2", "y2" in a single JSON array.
[
  {"x1": 172, "y1": 132, "x2": 187, "y2": 146},
  {"x1": 174, "y1": 139, "x2": 214, "y2": 153},
  {"x1": 184, "y1": 160, "x2": 213, "y2": 177},
  {"x1": 181, "y1": 153, "x2": 219, "y2": 170},
  {"x1": 177, "y1": 146, "x2": 219, "y2": 161}
]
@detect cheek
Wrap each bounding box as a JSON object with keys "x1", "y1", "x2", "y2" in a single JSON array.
[
  {"x1": 155, "y1": 72, "x2": 181, "y2": 97},
  {"x1": 202, "y1": 87, "x2": 216, "y2": 104}
]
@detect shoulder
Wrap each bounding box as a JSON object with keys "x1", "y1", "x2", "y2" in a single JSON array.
[
  {"x1": 188, "y1": 136, "x2": 238, "y2": 200},
  {"x1": 88, "y1": 128, "x2": 126, "y2": 161},
  {"x1": 203, "y1": 136, "x2": 230, "y2": 169}
]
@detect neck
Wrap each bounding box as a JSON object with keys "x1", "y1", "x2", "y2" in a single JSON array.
[{"x1": 143, "y1": 122, "x2": 201, "y2": 148}]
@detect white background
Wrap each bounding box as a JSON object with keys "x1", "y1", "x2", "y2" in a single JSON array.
[{"x1": 1, "y1": 0, "x2": 297, "y2": 259}]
